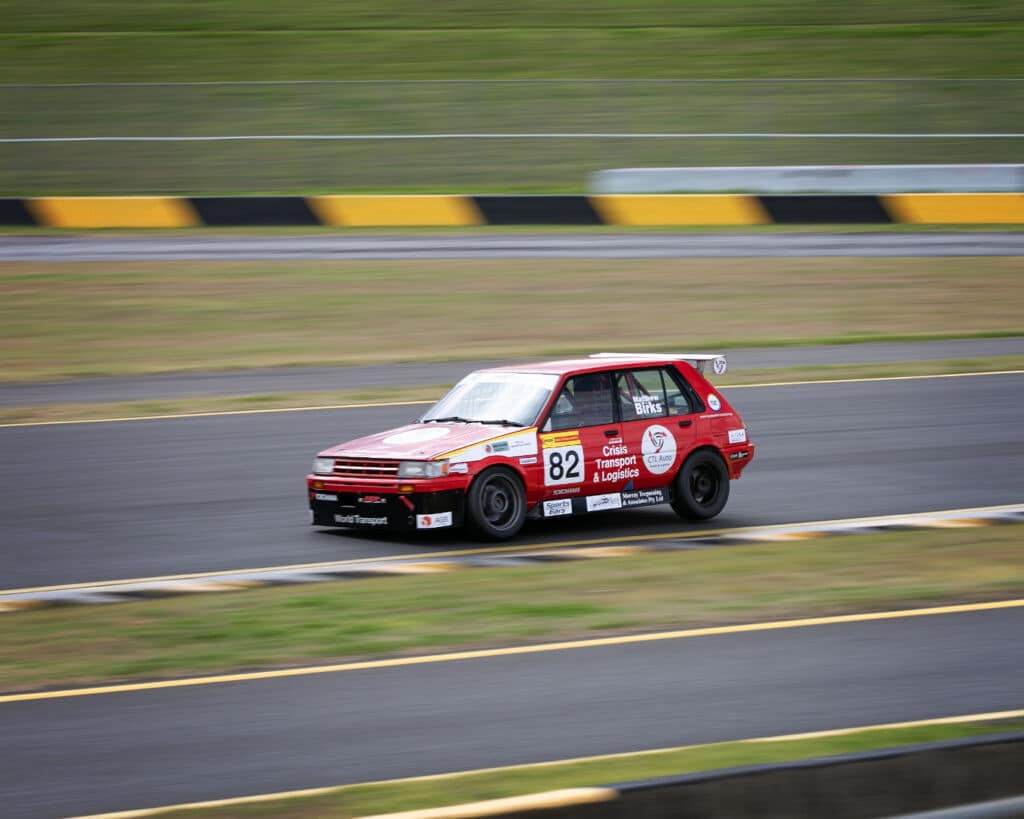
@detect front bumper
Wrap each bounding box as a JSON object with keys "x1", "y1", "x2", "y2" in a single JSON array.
[{"x1": 308, "y1": 484, "x2": 465, "y2": 532}]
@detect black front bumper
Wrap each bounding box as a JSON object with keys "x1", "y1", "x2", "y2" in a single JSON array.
[{"x1": 309, "y1": 489, "x2": 465, "y2": 532}]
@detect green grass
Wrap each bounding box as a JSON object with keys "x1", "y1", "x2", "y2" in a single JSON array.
[
  {"x1": 8, "y1": 1, "x2": 1024, "y2": 32},
  {"x1": 2, "y1": 257, "x2": 1021, "y2": 381},
  {"x1": 3, "y1": 525, "x2": 1022, "y2": 692},
  {"x1": 4, "y1": 78, "x2": 1021, "y2": 193},
  {"x1": 4, "y1": 0, "x2": 1024, "y2": 82},
  {"x1": 5, "y1": 27, "x2": 1024, "y2": 82},
  {"x1": 1, "y1": 1, "x2": 1022, "y2": 193},
  {"x1": 128, "y1": 718, "x2": 1024, "y2": 818}
]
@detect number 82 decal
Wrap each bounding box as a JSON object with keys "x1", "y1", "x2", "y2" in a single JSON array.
[{"x1": 544, "y1": 445, "x2": 584, "y2": 486}]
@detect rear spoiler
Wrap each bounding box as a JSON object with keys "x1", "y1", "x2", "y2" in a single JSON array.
[{"x1": 590, "y1": 352, "x2": 728, "y2": 376}]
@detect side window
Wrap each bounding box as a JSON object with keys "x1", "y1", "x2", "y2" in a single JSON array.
[
  {"x1": 616, "y1": 369, "x2": 669, "y2": 421},
  {"x1": 545, "y1": 373, "x2": 615, "y2": 430},
  {"x1": 663, "y1": 367, "x2": 696, "y2": 415}
]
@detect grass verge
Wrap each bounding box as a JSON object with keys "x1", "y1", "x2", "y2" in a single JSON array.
[
  {"x1": 4, "y1": 3, "x2": 1022, "y2": 194},
  {"x1": 3, "y1": 524, "x2": 1022, "y2": 692},
  {"x1": 2, "y1": 356, "x2": 1023, "y2": 426},
  {"x1": 124, "y1": 717, "x2": 1024, "y2": 818},
  {"x1": 2, "y1": 257, "x2": 1022, "y2": 382},
  {"x1": 4, "y1": 22, "x2": 1024, "y2": 82}
]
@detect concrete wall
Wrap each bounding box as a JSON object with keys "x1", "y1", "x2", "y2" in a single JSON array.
[
  {"x1": 613, "y1": 733, "x2": 1024, "y2": 819},
  {"x1": 590, "y1": 165, "x2": 1024, "y2": 195},
  {"x1": 385, "y1": 733, "x2": 1024, "y2": 819}
]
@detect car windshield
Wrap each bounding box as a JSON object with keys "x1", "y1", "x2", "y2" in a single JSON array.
[{"x1": 420, "y1": 371, "x2": 558, "y2": 427}]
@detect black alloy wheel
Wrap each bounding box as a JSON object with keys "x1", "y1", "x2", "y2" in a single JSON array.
[
  {"x1": 671, "y1": 450, "x2": 730, "y2": 520},
  {"x1": 466, "y1": 467, "x2": 527, "y2": 540}
]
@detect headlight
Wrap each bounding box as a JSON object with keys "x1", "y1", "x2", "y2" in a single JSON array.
[
  {"x1": 313, "y1": 457, "x2": 335, "y2": 475},
  {"x1": 397, "y1": 460, "x2": 449, "y2": 479}
]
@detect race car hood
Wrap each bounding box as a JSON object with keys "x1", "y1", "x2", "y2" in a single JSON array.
[{"x1": 319, "y1": 422, "x2": 531, "y2": 461}]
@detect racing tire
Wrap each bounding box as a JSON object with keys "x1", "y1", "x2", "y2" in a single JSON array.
[
  {"x1": 671, "y1": 450, "x2": 729, "y2": 521},
  {"x1": 466, "y1": 467, "x2": 527, "y2": 540}
]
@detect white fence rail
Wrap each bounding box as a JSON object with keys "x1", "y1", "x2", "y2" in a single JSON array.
[{"x1": 3, "y1": 79, "x2": 1022, "y2": 193}]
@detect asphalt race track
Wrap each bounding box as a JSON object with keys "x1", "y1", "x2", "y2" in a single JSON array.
[
  {"x1": 2, "y1": 371, "x2": 1023, "y2": 590},
  {"x1": 3, "y1": 232, "x2": 1023, "y2": 818},
  {"x1": 3, "y1": 606, "x2": 1022, "y2": 818},
  {"x1": 2, "y1": 337, "x2": 1021, "y2": 408}
]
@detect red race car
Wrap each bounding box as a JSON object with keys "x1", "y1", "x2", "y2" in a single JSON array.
[{"x1": 308, "y1": 353, "x2": 754, "y2": 539}]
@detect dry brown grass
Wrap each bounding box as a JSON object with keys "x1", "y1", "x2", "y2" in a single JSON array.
[{"x1": 1, "y1": 257, "x2": 1022, "y2": 380}]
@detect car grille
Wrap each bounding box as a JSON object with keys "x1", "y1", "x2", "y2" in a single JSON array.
[{"x1": 330, "y1": 458, "x2": 401, "y2": 480}]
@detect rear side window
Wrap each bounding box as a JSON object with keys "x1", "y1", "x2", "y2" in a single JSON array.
[
  {"x1": 616, "y1": 369, "x2": 667, "y2": 421},
  {"x1": 616, "y1": 367, "x2": 695, "y2": 420},
  {"x1": 662, "y1": 368, "x2": 696, "y2": 415}
]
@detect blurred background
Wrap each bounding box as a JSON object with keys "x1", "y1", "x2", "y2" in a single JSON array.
[{"x1": 2, "y1": 1, "x2": 1023, "y2": 195}]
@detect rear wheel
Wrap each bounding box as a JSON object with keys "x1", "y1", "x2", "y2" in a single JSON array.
[
  {"x1": 671, "y1": 450, "x2": 729, "y2": 520},
  {"x1": 466, "y1": 467, "x2": 526, "y2": 540}
]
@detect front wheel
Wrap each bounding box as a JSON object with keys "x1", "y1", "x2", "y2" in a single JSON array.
[
  {"x1": 671, "y1": 450, "x2": 730, "y2": 520},
  {"x1": 466, "y1": 467, "x2": 527, "y2": 540}
]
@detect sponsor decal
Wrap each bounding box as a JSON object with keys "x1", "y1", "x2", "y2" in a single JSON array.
[
  {"x1": 519, "y1": 456, "x2": 538, "y2": 465},
  {"x1": 632, "y1": 395, "x2": 663, "y2": 416},
  {"x1": 335, "y1": 514, "x2": 388, "y2": 526},
  {"x1": 707, "y1": 394, "x2": 722, "y2": 412},
  {"x1": 586, "y1": 492, "x2": 623, "y2": 512},
  {"x1": 552, "y1": 486, "x2": 581, "y2": 495},
  {"x1": 727, "y1": 428, "x2": 747, "y2": 444},
  {"x1": 358, "y1": 494, "x2": 387, "y2": 504},
  {"x1": 621, "y1": 487, "x2": 669, "y2": 508},
  {"x1": 543, "y1": 438, "x2": 585, "y2": 486},
  {"x1": 541, "y1": 431, "x2": 581, "y2": 449},
  {"x1": 383, "y1": 426, "x2": 451, "y2": 445},
  {"x1": 448, "y1": 462, "x2": 469, "y2": 474},
  {"x1": 594, "y1": 440, "x2": 639, "y2": 483},
  {"x1": 729, "y1": 450, "x2": 751, "y2": 461},
  {"x1": 712, "y1": 356, "x2": 728, "y2": 376},
  {"x1": 542, "y1": 499, "x2": 573, "y2": 517},
  {"x1": 314, "y1": 493, "x2": 338, "y2": 502},
  {"x1": 641, "y1": 424, "x2": 677, "y2": 475},
  {"x1": 416, "y1": 512, "x2": 453, "y2": 529},
  {"x1": 450, "y1": 430, "x2": 537, "y2": 465}
]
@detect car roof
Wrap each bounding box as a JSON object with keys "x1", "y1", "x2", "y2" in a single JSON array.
[{"x1": 481, "y1": 355, "x2": 701, "y2": 377}]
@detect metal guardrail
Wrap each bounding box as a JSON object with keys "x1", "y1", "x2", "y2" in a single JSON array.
[{"x1": 2, "y1": 80, "x2": 1023, "y2": 193}]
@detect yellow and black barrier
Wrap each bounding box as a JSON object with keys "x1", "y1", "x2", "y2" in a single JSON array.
[{"x1": 2, "y1": 193, "x2": 1023, "y2": 228}]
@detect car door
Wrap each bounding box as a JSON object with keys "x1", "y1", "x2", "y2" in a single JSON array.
[
  {"x1": 537, "y1": 371, "x2": 619, "y2": 515},
  {"x1": 614, "y1": 367, "x2": 700, "y2": 500}
]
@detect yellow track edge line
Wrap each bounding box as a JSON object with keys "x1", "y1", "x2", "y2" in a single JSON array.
[
  {"x1": 4, "y1": 502, "x2": 1023, "y2": 597},
  {"x1": 3, "y1": 369, "x2": 1022, "y2": 429},
  {"x1": 4, "y1": 598, "x2": 1022, "y2": 705},
  {"x1": 66, "y1": 707, "x2": 1024, "y2": 819}
]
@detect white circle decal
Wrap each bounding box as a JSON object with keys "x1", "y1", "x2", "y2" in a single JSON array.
[
  {"x1": 641, "y1": 424, "x2": 677, "y2": 475},
  {"x1": 383, "y1": 427, "x2": 451, "y2": 445},
  {"x1": 707, "y1": 394, "x2": 721, "y2": 412},
  {"x1": 712, "y1": 356, "x2": 728, "y2": 376}
]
